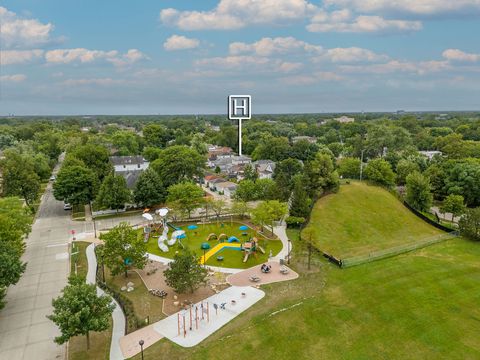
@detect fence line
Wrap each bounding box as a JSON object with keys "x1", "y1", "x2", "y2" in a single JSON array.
[{"x1": 340, "y1": 232, "x2": 458, "y2": 268}]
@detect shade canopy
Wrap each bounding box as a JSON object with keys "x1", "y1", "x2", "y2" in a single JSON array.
[
  {"x1": 187, "y1": 225, "x2": 198, "y2": 230},
  {"x1": 239, "y1": 225, "x2": 249, "y2": 231},
  {"x1": 201, "y1": 242, "x2": 210, "y2": 250}
]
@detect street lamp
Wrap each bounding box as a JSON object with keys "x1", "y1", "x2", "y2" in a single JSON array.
[{"x1": 139, "y1": 339, "x2": 144, "y2": 360}]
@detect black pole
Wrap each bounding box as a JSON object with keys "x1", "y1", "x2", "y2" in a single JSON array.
[
  {"x1": 287, "y1": 239, "x2": 291, "y2": 265},
  {"x1": 203, "y1": 249, "x2": 206, "y2": 268},
  {"x1": 139, "y1": 340, "x2": 144, "y2": 360}
]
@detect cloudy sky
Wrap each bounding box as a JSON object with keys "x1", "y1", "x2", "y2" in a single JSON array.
[{"x1": 1, "y1": 0, "x2": 479, "y2": 115}]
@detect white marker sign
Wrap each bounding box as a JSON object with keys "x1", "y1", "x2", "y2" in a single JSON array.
[{"x1": 228, "y1": 95, "x2": 251, "y2": 155}]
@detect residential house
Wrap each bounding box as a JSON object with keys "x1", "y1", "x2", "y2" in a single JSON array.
[
  {"x1": 214, "y1": 181, "x2": 238, "y2": 198},
  {"x1": 334, "y1": 116, "x2": 355, "y2": 123},
  {"x1": 110, "y1": 156, "x2": 149, "y2": 189},
  {"x1": 253, "y1": 160, "x2": 276, "y2": 179},
  {"x1": 419, "y1": 150, "x2": 442, "y2": 160},
  {"x1": 292, "y1": 136, "x2": 317, "y2": 144}
]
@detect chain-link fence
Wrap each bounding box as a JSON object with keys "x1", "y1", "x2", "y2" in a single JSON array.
[{"x1": 340, "y1": 232, "x2": 458, "y2": 268}]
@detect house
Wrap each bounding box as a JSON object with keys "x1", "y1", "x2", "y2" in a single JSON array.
[
  {"x1": 207, "y1": 145, "x2": 234, "y2": 167},
  {"x1": 110, "y1": 156, "x2": 149, "y2": 189},
  {"x1": 292, "y1": 136, "x2": 317, "y2": 144},
  {"x1": 334, "y1": 116, "x2": 355, "y2": 123},
  {"x1": 204, "y1": 174, "x2": 222, "y2": 188},
  {"x1": 214, "y1": 181, "x2": 238, "y2": 198},
  {"x1": 253, "y1": 160, "x2": 276, "y2": 179},
  {"x1": 110, "y1": 156, "x2": 149, "y2": 172},
  {"x1": 210, "y1": 155, "x2": 252, "y2": 177},
  {"x1": 419, "y1": 150, "x2": 442, "y2": 160}
]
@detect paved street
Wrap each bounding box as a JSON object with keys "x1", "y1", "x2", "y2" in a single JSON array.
[{"x1": 0, "y1": 162, "x2": 86, "y2": 360}]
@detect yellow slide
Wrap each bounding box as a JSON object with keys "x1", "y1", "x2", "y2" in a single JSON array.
[{"x1": 200, "y1": 242, "x2": 242, "y2": 264}]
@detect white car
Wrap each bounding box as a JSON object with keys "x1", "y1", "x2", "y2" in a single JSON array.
[
  {"x1": 63, "y1": 203, "x2": 72, "y2": 210},
  {"x1": 49, "y1": 175, "x2": 56, "y2": 181}
]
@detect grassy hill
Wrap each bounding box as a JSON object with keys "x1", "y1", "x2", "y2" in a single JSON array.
[
  {"x1": 131, "y1": 238, "x2": 480, "y2": 360},
  {"x1": 303, "y1": 181, "x2": 444, "y2": 259}
]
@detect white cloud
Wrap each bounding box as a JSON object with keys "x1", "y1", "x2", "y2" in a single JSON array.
[
  {"x1": 62, "y1": 78, "x2": 125, "y2": 86},
  {"x1": 323, "y1": 0, "x2": 480, "y2": 17},
  {"x1": 45, "y1": 48, "x2": 147, "y2": 66},
  {"x1": 229, "y1": 37, "x2": 323, "y2": 56},
  {"x1": 107, "y1": 49, "x2": 148, "y2": 67},
  {"x1": 160, "y1": 0, "x2": 317, "y2": 30},
  {"x1": 164, "y1": 35, "x2": 200, "y2": 51},
  {"x1": 0, "y1": 74, "x2": 27, "y2": 82},
  {"x1": 1, "y1": 49, "x2": 44, "y2": 65},
  {"x1": 323, "y1": 47, "x2": 389, "y2": 63},
  {"x1": 281, "y1": 71, "x2": 343, "y2": 85},
  {"x1": 308, "y1": 13, "x2": 422, "y2": 33},
  {"x1": 442, "y1": 49, "x2": 480, "y2": 62},
  {"x1": 339, "y1": 59, "x2": 450, "y2": 75},
  {"x1": 196, "y1": 55, "x2": 302, "y2": 73},
  {"x1": 0, "y1": 6, "x2": 54, "y2": 49}
]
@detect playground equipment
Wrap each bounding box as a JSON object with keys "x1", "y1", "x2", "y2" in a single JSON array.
[
  {"x1": 199, "y1": 236, "x2": 266, "y2": 264},
  {"x1": 207, "y1": 233, "x2": 217, "y2": 241},
  {"x1": 153, "y1": 208, "x2": 186, "y2": 252},
  {"x1": 242, "y1": 237, "x2": 265, "y2": 263},
  {"x1": 218, "y1": 233, "x2": 228, "y2": 242},
  {"x1": 178, "y1": 301, "x2": 210, "y2": 338}
]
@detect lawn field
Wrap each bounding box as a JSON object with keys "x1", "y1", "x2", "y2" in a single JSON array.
[
  {"x1": 304, "y1": 181, "x2": 444, "y2": 259},
  {"x1": 130, "y1": 237, "x2": 480, "y2": 360},
  {"x1": 143, "y1": 221, "x2": 283, "y2": 269}
]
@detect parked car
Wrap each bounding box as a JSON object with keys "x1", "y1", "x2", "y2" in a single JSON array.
[
  {"x1": 63, "y1": 202, "x2": 72, "y2": 210},
  {"x1": 49, "y1": 175, "x2": 56, "y2": 181}
]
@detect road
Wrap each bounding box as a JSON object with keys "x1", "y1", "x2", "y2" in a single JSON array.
[{"x1": 0, "y1": 158, "x2": 86, "y2": 360}]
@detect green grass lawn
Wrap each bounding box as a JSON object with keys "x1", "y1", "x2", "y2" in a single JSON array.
[
  {"x1": 69, "y1": 242, "x2": 112, "y2": 360},
  {"x1": 129, "y1": 237, "x2": 480, "y2": 360},
  {"x1": 143, "y1": 221, "x2": 283, "y2": 269},
  {"x1": 304, "y1": 181, "x2": 444, "y2": 259}
]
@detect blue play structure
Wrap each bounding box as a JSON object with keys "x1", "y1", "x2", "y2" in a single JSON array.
[{"x1": 227, "y1": 236, "x2": 240, "y2": 243}]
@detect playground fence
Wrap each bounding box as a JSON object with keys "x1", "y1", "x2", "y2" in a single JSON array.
[{"x1": 340, "y1": 232, "x2": 458, "y2": 268}]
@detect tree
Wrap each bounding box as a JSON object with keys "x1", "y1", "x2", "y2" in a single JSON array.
[
  {"x1": 255, "y1": 178, "x2": 278, "y2": 200},
  {"x1": 364, "y1": 158, "x2": 395, "y2": 187},
  {"x1": 1, "y1": 150, "x2": 41, "y2": 206},
  {"x1": 100, "y1": 222, "x2": 147, "y2": 277},
  {"x1": 243, "y1": 164, "x2": 258, "y2": 182},
  {"x1": 290, "y1": 175, "x2": 311, "y2": 218},
  {"x1": 48, "y1": 276, "x2": 114, "y2": 350},
  {"x1": 164, "y1": 248, "x2": 208, "y2": 293},
  {"x1": 133, "y1": 168, "x2": 166, "y2": 207},
  {"x1": 210, "y1": 199, "x2": 226, "y2": 222},
  {"x1": 396, "y1": 159, "x2": 420, "y2": 185},
  {"x1": 459, "y1": 208, "x2": 480, "y2": 241},
  {"x1": 70, "y1": 144, "x2": 112, "y2": 182},
  {"x1": 235, "y1": 180, "x2": 257, "y2": 202},
  {"x1": 167, "y1": 182, "x2": 204, "y2": 218},
  {"x1": 0, "y1": 197, "x2": 31, "y2": 309},
  {"x1": 143, "y1": 146, "x2": 163, "y2": 162},
  {"x1": 251, "y1": 200, "x2": 288, "y2": 234},
  {"x1": 150, "y1": 146, "x2": 205, "y2": 188},
  {"x1": 231, "y1": 200, "x2": 251, "y2": 219},
  {"x1": 440, "y1": 194, "x2": 465, "y2": 222},
  {"x1": 96, "y1": 174, "x2": 131, "y2": 210},
  {"x1": 337, "y1": 157, "x2": 360, "y2": 179},
  {"x1": 443, "y1": 162, "x2": 480, "y2": 207},
  {"x1": 252, "y1": 137, "x2": 291, "y2": 162},
  {"x1": 111, "y1": 131, "x2": 140, "y2": 156},
  {"x1": 304, "y1": 152, "x2": 339, "y2": 197},
  {"x1": 291, "y1": 140, "x2": 319, "y2": 161},
  {"x1": 406, "y1": 171, "x2": 433, "y2": 212},
  {"x1": 33, "y1": 153, "x2": 52, "y2": 180},
  {"x1": 190, "y1": 133, "x2": 208, "y2": 155},
  {"x1": 143, "y1": 124, "x2": 171, "y2": 148},
  {"x1": 273, "y1": 158, "x2": 303, "y2": 201},
  {"x1": 53, "y1": 165, "x2": 98, "y2": 205}
]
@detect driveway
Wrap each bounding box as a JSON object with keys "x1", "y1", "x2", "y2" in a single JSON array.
[{"x1": 0, "y1": 159, "x2": 86, "y2": 360}]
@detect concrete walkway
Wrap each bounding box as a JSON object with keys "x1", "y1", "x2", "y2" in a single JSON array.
[
  {"x1": 272, "y1": 225, "x2": 290, "y2": 262},
  {"x1": 85, "y1": 244, "x2": 125, "y2": 360},
  {"x1": 147, "y1": 253, "x2": 245, "y2": 274}
]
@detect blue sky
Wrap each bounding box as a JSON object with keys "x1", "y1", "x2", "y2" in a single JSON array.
[{"x1": 1, "y1": 0, "x2": 479, "y2": 115}]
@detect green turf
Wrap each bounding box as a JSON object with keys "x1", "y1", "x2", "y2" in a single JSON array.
[
  {"x1": 143, "y1": 221, "x2": 283, "y2": 269},
  {"x1": 304, "y1": 181, "x2": 443, "y2": 259},
  {"x1": 129, "y1": 237, "x2": 480, "y2": 360}
]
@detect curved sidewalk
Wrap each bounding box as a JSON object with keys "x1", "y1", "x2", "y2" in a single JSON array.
[
  {"x1": 271, "y1": 225, "x2": 291, "y2": 261},
  {"x1": 86, "y1": 244, "x2": 126, "y2": 360}
]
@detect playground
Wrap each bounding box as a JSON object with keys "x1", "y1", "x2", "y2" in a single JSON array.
[{"x1": 141, "y1": 211, "x2": 283, "y2": 269}]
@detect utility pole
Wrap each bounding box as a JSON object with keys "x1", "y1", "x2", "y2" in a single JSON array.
[{"x1": 359, "y1": 149, "x2": 365, "y2": 181}]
